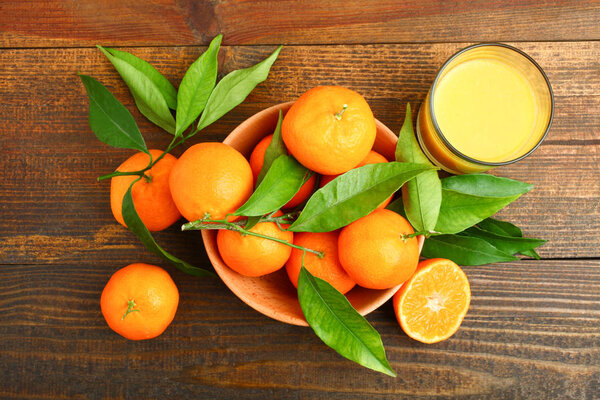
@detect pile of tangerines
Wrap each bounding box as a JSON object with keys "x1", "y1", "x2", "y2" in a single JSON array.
[{"x1": 101, "y1": 86, "x2": 470, "y2": 345}]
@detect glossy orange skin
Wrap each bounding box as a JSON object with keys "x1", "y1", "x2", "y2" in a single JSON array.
[
  {"x1": 169, "y1": 142, "x2": 253, "y2": 222},
  {"x1": 338, "y1": 209, "x2": 419, "y2": 289},
  {"x1": 319, "y1": 150, "x2": 392, "y2": 209},
  {"x1": 217, "y1": 214, "x2": 294, "y2": 277},
  {"x1": 285, "y1": 231, "x2": 356, "y2": 294},
  {"x1": 282, "y1": 86, "x2": 376, "y2": 175},
  {"x1": 110, "y1": 150, "x2": 181, "y2": 231},
  {"x1": 393, "y1": 258, "x2": 471, "y2": 344},
  {"x1": 101, "y1": 263, "x2": 179, "y2": 340},
  {"x1": 249, "y1": 134, "x2": 316, "y2": 209}
]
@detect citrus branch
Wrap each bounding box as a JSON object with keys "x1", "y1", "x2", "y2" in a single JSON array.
[{"x1": 182, "y1": 215, "x2": 324, "y2": 258}]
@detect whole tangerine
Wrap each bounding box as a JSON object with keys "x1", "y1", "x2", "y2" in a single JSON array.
[
  {"x1": 168, "y1": 142, "x2": 253, "y2": 222},
  {"x1": 285, "y1": 231, "x2": 356, "y2": 294},
  {"x1": 110, "y1": 149, "x2": 181, "y2": 231},
  {"x1": 282, "y1": 86, "x2": 376, "y2": 175},
  {"x1": 338, "y1": 209, "x2": 419, "y2": 289},
  {"x1": 101, "y1": 263, "x2": 179, "y2": 340},
  {"x1": 217, "y1": 213, "x2": 294, "y2": 277}
]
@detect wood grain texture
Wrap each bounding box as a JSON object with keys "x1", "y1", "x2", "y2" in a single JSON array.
[
  {"x1": 0, "y1": 42, "x2": 598, "y2": 265},
  {"x1": 1, "y1": 1, "x2": 600, "y2": 48},
  {"x1": 0, "y1": 260, "x2": 598, "y2": 399}
]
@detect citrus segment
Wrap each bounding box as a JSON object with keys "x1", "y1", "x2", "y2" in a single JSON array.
[{"x1": 393, "y1": 258, "x2": 471, "y2": 344}]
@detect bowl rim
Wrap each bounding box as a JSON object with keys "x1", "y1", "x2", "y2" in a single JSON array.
[{"x1": 202, "y1": 101, "x2": 424, "y2": 326}]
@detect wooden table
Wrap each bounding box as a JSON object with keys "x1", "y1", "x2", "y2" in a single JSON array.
[{"x1": 1, "y1": 1, "x2": 598, "y2": 398}]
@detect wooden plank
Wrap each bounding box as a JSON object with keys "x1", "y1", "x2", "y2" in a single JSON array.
[
  {"x1": 1, "y1": 1, "x2": 599, "y2": 48},
  {"x1": 0, "y1": 42, "x2": 597, "y2": 264},
  {"x1": 0, "y1": 260, "x2": 598, "y2": 398}
]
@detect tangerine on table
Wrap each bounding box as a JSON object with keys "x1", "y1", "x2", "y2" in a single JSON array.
[
  {"x1": 338, "y1": 209, "x2": 419, "y2": 289},
  {"x1": 393, "y1": 258, "x2": 471, "y2": 344},
  {"x1": 320, "y1": 150, "x2": 392, "y2": 209},
  {"x1": 282, "y1": 86, "x2": 376, "y2": 175},
  {"x1": 285, "y1": 231, "x2": 356, "y2": 294},
  {"x1": 249, "y1": 134, "x2": 316, "y2": 209},
  {"x1": 217, "y1": 212, "x2": 294, "y2": 277},
  {"x1": 101, "y1": 263, "x2": 179, "y2": 340},
  {"x1": 168, "y1": 142, "x2": 253, "y2": 222},
  {"x1": 110, "y1": 149, "x2": 181, "y2": 231}
]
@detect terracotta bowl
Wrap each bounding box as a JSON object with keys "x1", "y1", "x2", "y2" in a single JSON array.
[{"x1": 202, "y1": 102, "x2": 424, "y2": 326}]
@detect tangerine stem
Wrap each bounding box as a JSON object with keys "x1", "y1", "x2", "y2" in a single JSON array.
[
  {"x1": 401, "y1": 230, "x2": 439, "y2": 241},
  {"x1": 122, "y1": 299, "x2": 140, "y2": 320},
  {"x1": 182, "y1": 217, "x2": 324, "y2": 258},
  {"x1": 334, "y1": 104, "x2": 348, "y2": 120}
]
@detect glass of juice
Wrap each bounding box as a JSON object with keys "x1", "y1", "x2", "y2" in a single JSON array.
[{"x1": 417, "y1": 43, "x2": 554, "y2": 174}]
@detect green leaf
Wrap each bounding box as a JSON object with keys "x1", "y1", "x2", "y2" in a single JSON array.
[
  {"x1": 244, "y1": 216, "x2": 263, "y2": 231},
  {"x1": 79, "y1": 74, "x2": 148, "y2": 153},
  {"x1": 435, "y1": 174, "x2": 533, "y2": 234},
  {"x1": 443, "y1": 173, "x2": 534, "y2": 198},
  {"x1": 298, "y1": 267, "x2": 396, "y2": 377},
  {"x1": 478, "y1": 217, "x2": 523, "y2": 237},
  {"x1": 421, "y1": 234, "x2": 519, "y2": 266},
  {"x1": 175, "y1": 35, "x2": 221, "y2": 136},
  {"x1": 477, "y1": 218, "x2": 541, "y2": 259},
  {"x1": 289, "y1": 162, "x2": 436, "y2": 232},
  {"x1": 197, "y1": 46, "x2": 282, "y2": 131},
  {"x1": 395, "y1": 103, "x2": 441, "y2": 232},
  {"x1": 460, "y1": 226, "x2": 546, "y2": 256},
  {"x1": 121, "y1": 180, "x2": 215, "y2": 277},
  {"x1": 97, "y1": 46, "x2": 176, "y2": 134},
  {"x1": 520, "y1": 248, "x2": 541, "y2": 259},
  {"x1": 256, "y1": 110, "x2": 286, "y2": 186},
  {"x1": 235, "y1": 155, "x2": 308, "y2": 217}
]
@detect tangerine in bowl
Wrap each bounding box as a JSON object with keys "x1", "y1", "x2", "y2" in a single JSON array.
[{"x1": 202, "y1": 101, "x2": 424, "y2": 326}]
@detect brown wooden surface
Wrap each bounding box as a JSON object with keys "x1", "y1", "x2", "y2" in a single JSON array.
[
  {"x1": 1, "y1": 1, "x2": 599, "y2": 399},
  {"x1": 1, "y1": 1, "x2": 600, "y2": 47}
]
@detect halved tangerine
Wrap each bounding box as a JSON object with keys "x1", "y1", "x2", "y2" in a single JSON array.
[{"x1": 393, "y1": 258, "x2": 471, "y2": 344}]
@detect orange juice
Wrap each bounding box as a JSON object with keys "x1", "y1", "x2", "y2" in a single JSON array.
[{"x1": 417, "y1": 44, "x2": 553, "y2": 174}]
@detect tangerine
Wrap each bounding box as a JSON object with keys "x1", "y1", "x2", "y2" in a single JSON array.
[
  {"x1": 101, "y1": 263, "x2": 179, "y2": 340},
  {"x1": 110, "y1": 149, "x2": 181, "y2": 231},
  {"x1": 285, "y1": 231, "x2": 355, "y2": 294},
  {"x1": 282, "y1": 86, "x2": 376, "y2": 175},
  {"x1": 338, "y1": 209, "x2": 419, "y2": 289},
  {"x1": 169, "y1": 142, "x2": 253, "y2": 222},
  {"x1": 217, "y1": 213, "x2": 293, "y2": 277},
  {"x1": 393, "y1": 258, "x2": 471, "y2": 344},
  {"x1": 249, "y1": 134, "x2": 316, "y2": 209}
]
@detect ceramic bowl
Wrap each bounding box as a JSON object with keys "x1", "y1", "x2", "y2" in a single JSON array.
[{"x1": 202, "y1": 102, "x2": 424, "y2": 326}]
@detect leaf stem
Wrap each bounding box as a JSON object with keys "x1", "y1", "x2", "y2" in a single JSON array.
[
  {"x1": 182, "y1": 215, "x2": 324, "y2": 258},
  {"x1": 97, "y1": 131, "x2": 188, "y2": 182}
]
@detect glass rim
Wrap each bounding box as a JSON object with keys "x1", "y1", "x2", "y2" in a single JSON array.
[{"x1": 429, "y1": 42, "x2": 555, "y2": 167}]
